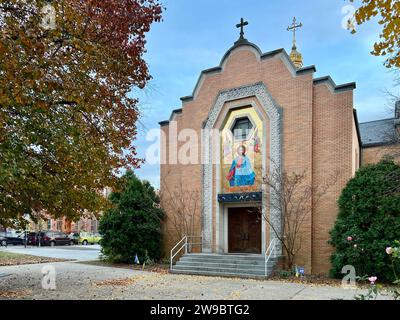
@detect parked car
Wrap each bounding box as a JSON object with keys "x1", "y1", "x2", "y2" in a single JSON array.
[
  {"x1": 0, "y1": 234, "x2": 7, "y2": 246},
  {"x1": 68, "y1": 233, "x2": 80, "y2": 245},
  {"x1": 18, "y1": 231, "x2": 33, "y2": 245},
  {"x1": 27, "y1": 232, "x2": 38, "y2": 245},
  {"x1": 0, "y1": 232, "x2": 25, "y2": 246},
  {"x1": 79, "y1": 232, "x2": 102, "y2": 245},
  {"x1": 33, "y1": 231, "x2": 73, "y2": 246}
]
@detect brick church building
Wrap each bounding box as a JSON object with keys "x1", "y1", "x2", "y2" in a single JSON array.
[{"x1": 159, "y1": 19, "x2": 400, "y2": 277}]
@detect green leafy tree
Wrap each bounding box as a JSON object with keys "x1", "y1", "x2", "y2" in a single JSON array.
[
  {"x1": 99, "y1": 171, "x2": 164, "y2": 263},
  {"x1": 330, "y1": 159, "x2": 400, "y2": 282},
  {"x1": 0, "y1": 0, "x2": 163, "y2": 227}
]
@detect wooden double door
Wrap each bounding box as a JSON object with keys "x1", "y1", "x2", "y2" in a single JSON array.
[{"x1": 228, "y1": 207, "x2": 262, "y2": 254}]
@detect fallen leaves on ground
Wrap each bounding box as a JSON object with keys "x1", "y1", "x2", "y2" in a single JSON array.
[
  {"x1": 93, "y1": 276, "x2": 146, "y2": 287},
  {"x1": 268, "y1": 275, "x2": 343, "y2": 287},
  {"x1": 0, "y1": 290, "x2": 32, "y2": 298},
  {"x1": 77, "y1": 260, "x2": 360, "y2": 289},
  {"x1": 79, "y1": 260, "x2": 170, "y2": 274},
  {"x1": 228, "y1": 290, "x2": 242, "y2": 299},
  {"x1": 147, "y1": 266, "x2": 169, "y2": 274},
  {"x1": 0, "y1": 251, "x2": 67, "y2": 266}
]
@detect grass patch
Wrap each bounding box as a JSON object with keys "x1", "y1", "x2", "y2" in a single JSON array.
[
  {"x1": 0, "y1": 251, "x2": 21, "y2": 259},
  {"x1": 0, "y1": 250, "x2": 67, "y2": 266}
]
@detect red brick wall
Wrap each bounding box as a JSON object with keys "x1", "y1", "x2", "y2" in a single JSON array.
[
  {"x1": 311, "y1": 85, "x2": 354, "y2": 274},
  {"x1": 362, "y1": 145, "x2": 400, "y2": 165}
]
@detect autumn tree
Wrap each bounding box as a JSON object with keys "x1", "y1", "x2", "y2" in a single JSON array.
[
  {"x1": 349, "y1": 0, "x2": 400, "y2": 68},
  {"x1": 348, "y1": 0, "x2": 400, "y2": 159},
  {"x1": 0, "y1": 0, "x2": 163, "y2": 228}
]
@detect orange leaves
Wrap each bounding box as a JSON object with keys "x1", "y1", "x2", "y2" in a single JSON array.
[
  {"x1": 0, "y1": 42, "x2": 5, "y2": 56},
  {"x1": 36, "y1": 100, "x2": 49, "y2": 110},
  {"x1": 0, "y1": 0, "x2": 163, "y2": 227}
]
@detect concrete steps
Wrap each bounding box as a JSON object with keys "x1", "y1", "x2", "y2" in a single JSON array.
[{"x1": 171, "y1": 254, "x2": 278, "y2": 279}]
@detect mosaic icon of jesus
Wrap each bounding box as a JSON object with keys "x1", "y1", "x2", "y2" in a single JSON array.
[{"x1": 226, "y1": 145, "x2": 256, "y2": 187}]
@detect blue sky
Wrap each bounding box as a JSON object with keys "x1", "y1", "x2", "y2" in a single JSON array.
[{"x1": 133, "y1": 0, "x2": 399, "y2": 187}]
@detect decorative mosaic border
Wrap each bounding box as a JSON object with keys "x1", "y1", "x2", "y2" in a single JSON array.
[
  {"x1": 202, "y1": 82, "x2": 283, "y2": 256},
  {"x1": 218, "y1": 192, "x2": 263, "y2": 203}
]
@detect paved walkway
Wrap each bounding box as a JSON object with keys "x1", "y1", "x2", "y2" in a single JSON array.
[
  {"x1": 0, "y1": 245, "x2": 101, "y2": 261},
  {"x1": 0, "y1": 261, "x2": 390, "y2": 300}
]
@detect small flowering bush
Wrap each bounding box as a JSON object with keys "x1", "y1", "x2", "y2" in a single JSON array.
[
  {"x1": 354, "y1": 276, "x2": 381, "y2": 300},
  {"x1": 355, "y1": 242, "x2": 400, "y2": 300},
  {"x1": 329, "y1": 160, "x2": 400, "y2": 282}
]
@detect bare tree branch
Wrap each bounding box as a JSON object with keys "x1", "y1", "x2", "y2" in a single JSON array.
[
  {"x1": 256, "y1": 158, "x2": 338, "y2": 270},
  {"x1": 160, "y1": 170, "x2": 201, "y2": 251}
]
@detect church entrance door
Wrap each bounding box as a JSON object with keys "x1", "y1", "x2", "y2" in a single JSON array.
[{"x1": 228, "y1": 207, "x2": 261, "y2": 254}]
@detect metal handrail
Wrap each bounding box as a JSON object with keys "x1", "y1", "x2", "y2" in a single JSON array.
[
  {"x1": 264, "y1": 238, "x2": 278, "y2": 276},
  {"x1": 170, "y1": 236, "x2": 187, "y2": 270},
  {"x1": 170, "y1": 234, "x2": 203, "y2": 270}
]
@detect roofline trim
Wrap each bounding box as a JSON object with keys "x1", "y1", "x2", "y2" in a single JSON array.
[
  {"x1": 362, "y1": 141, "x2": 398, "y2": 148},
  {"x1": 360, "y1": 117, "x2": 395, "y2": 125},
  {"x1": 179, "y1": 43, "x2": 317, "y2": 103},
  {"x1": 164, "y1": 41, "x2": 354, "y2": 125},
  {"x1": 158, "y1": 108, "x2": 183, "y2": 126},
  {"x1": 158, "y1": 120, "x2": 170, "y2": 126},
  {"x1": 219, "y1": 40, "x2": 263, "y2": 67},
  {"x1": 313, "y1": 76, "x2": 356, "y2": 93},
  {"x1": 169, "y1": 108, "x2": 183, "y2": 121}
]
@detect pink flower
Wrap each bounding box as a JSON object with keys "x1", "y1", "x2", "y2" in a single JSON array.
[
  {"x1": 386, "y1": 247, "x2": 393, "y2": 255},
  {"x1": 347, "y1": 236, "x2": 353, "y2": 241},
  {"x1": 368, "y1": 276, "x2": 378, "y2": 285}
]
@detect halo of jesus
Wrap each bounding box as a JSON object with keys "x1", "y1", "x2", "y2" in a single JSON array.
[{"x1": 159, "y1": 18, "x2": 400, "y2": 276}]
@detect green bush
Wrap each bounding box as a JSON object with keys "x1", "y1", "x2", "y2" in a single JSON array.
[
  {"x1": 99, "y1": 171, "x2": 164, "y2": 263},
  {"x1": 330, "y1": 159, "x2": 400, "y2": 282}
]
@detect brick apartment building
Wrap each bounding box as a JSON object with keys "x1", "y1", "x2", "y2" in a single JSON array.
[{"x1": 26, "y1": 188, "x2": 112, "y2": 234}]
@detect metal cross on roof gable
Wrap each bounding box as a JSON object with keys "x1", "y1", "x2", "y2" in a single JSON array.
[
  {"x1": 287, "y1": 17, "x2": 303, "y2": 50},
  {"x1": 236, "y1": 18, "x2": 249, "y2": 41}
]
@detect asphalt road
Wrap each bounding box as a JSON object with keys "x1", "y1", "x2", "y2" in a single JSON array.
[{"x1": 0, "y1": 244, "x2": 101, "y2": 261}]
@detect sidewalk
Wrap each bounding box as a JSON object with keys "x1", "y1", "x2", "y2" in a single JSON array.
[{"x1": 0, "y1": 261, "x2": 391, "y2": 300}]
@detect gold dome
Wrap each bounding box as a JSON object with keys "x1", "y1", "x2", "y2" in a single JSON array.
[{"x1": 290, "y1": 46, "x2": 303, "y2": 69}]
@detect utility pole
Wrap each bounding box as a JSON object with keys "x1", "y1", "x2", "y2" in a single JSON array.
[{"x1": 23, "y1": 213, "x2": 29, "y2": 248}]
